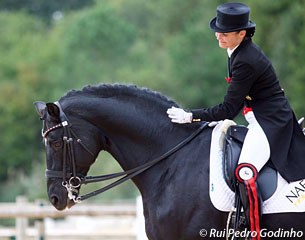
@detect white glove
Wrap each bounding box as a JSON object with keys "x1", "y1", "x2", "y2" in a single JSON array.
[{"x1": 166, "y1": 106, "x2": 192, "y2": 124}]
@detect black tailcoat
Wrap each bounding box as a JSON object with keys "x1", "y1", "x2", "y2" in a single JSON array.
[{"x1": 192, "y1": 38, "x2": 305, "y2": 182}]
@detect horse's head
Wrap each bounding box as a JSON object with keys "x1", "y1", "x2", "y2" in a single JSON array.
[
  {"x1": 34, "y1": 84, "x2": 201, "y2": 210},
  {"x1": 34, "y1": 101, "x2": 100, "y2": 210}
]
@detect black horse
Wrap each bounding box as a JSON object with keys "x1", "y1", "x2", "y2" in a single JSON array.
[{"x1": 35, "y1": 84, "x2": 305, "y2": 240}]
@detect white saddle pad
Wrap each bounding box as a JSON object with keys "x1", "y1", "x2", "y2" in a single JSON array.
[{"x1": 209, "y1": 121, "x2": 305, "y2": 214}]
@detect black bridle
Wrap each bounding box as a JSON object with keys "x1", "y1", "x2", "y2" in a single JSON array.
[{"x1": 42, "y1": 101, "x2": 208, "y2": 203}]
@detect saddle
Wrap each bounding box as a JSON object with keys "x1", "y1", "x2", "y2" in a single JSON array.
[
  {"x1": 223, "y1": 125, "x2": 278, "y2": 201},
  {"x1": 222, "y1": 125, "x2": 278, "y2": 234},
  {"x1": 209, "y1": 120, "x2": 305, "y2": 218}
]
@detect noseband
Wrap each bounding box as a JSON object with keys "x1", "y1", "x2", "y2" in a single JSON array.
[{"x1": 43, "y1": 101, "x2": 209, "y2": 203}]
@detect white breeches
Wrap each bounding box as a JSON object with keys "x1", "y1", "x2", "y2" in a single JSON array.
[{"x1": 238, "y1": 111, "x2": 270, "y2": 172}]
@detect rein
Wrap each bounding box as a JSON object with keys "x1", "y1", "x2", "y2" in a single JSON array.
[{"x1": 43, "y1": 102, "x2": 209, "y2": 203}]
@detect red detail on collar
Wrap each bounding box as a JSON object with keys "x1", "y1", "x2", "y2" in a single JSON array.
[{"x1": 225, "y1": 77, "x2": 232, "y2": 83}]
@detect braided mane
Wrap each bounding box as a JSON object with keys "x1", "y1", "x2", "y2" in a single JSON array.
[{"x1": 61, "y1": 83, "x2": 177, "y2": 107}]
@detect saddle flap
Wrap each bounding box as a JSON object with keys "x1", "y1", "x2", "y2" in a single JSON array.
[
  {"x1": 257, "y1": 165, "x2": 278, "y2": 200},
  {"x1": 226, "y1": 125, "x2": 248, "y2": 143},
  {"x1": 223, "y1": 125, "x2": 248, "y2": 190}
]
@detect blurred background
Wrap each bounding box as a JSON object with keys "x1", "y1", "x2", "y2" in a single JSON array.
[{"x1": 0, "y1": 0, "x2": 304, "y2": 239}]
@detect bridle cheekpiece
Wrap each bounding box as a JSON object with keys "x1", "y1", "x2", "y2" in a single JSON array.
[{"x1": 42, "y1": 102, "x2": 94, "y2": 203}]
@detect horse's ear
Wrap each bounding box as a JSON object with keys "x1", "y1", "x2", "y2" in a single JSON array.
[
  {"x1": 34, "y1": 101, "x2": 46, "y2": 119},
  {"x1": 46, "y1": 103, "x2": 60, "y2": 119}
]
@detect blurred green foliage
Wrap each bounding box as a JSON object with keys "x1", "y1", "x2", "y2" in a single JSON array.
[
  {"x1": 0, "y1": 0, "x2": 304, "y2": 201},
  {"x1": 0, "y1": 0, "x2": 94, "y2": 23}
]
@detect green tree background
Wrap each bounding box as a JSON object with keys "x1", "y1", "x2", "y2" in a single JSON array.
[{"x1": 0, "y1": 0, "x2": 304, "y2": 202}]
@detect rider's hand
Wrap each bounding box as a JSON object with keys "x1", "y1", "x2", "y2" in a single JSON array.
[{"x1": 166, "y1": 106, "x2": 192, "y2": 124}]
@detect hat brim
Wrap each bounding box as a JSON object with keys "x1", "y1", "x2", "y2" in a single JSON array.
[{"x1": 209, "y1": 17, "x2": 256, "y2": 33}]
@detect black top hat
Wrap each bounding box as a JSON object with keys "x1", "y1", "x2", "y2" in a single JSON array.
[{"x1": 210, "y1": 2, "x2": 256, "y2": 33}]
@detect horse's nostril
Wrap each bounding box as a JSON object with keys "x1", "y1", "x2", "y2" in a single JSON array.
[{"x1": 50, "y1": 195, "x2": 59, "y2": 206}]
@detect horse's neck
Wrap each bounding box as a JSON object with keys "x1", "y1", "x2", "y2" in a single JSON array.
[{"x1": 72, "y1": 96, "x2": 186, "y2": 165}]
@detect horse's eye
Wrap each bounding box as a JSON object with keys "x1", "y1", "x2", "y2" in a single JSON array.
[{"x1": 51, "y1": 140, "x2": 62, "y2": 150}]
